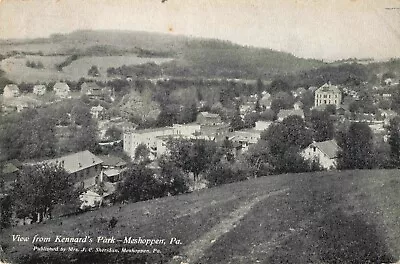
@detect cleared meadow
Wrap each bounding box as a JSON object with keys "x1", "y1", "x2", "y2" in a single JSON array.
[{"x1": 0, "y1": 55, "x2": 173, "y2": 83}]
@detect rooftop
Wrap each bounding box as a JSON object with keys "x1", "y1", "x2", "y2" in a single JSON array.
[
  {"x1": 4, "y1": 84, "x2": 19, "y2": 91},
  {"x1": 316, "y1": 83, "x2": 341, "y2": 94},
  {"x1": 97, "y1": 155, "x2": 127, "y2": 167},
  {"x1": 199, "y1": 112, "x2": 221, "y2": 119},
  {"x1": 128, "y1": 127, "x2": 174, "y2": 135},
  {"x1": 311, "y1": 139, "x2": 340, "y2": 159},
  {"x1": 277, "y1": 109, "x2": 304, "y2": 120},
  {"x1": 44, "y1": 150, "x2": 103, "y2": 174}
]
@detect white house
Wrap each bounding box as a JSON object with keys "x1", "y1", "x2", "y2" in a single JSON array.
[
  {"x1": 53, "y1": 82, "x2": 70, "y2": 98},
  {"x1": 3, "y1": 84, "x2": 20, "y2": 98},
  {"x1": 33, "y1": 85, "x2": 46, "y2": 96},
  {"x1": 314, "y1": 83, "x2": 342, "y2": 108},
  {"x1": 254, "y1": 121, "x2": 272, "y2": 131},
  {"x1": 230, "y1": 129, "x2": 261, "y2": 152},
  {"x1": 90, "y1": 105, "x2": 104, "y2": 119},
  {"x1": 123, "y1": 123, "x2": 201, "y2": 160},
  {"x1": 301, "y1": 139, "x2": 340, "y2": 170}
]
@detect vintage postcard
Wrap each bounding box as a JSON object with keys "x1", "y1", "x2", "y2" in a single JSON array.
[{"x1": 0, "y1": 0, "x2": 400, "y2": 263}]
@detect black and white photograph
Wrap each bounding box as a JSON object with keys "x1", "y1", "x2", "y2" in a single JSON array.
[{"x1": 0, "y1": 0, "x2": 400, "y2": 263}]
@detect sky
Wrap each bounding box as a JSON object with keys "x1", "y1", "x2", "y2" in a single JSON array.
[{"x1": 0, "y1": 0, "x2": 399, "y2": 60}]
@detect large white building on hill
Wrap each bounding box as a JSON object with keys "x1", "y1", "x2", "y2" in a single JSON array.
[
  {"x1": 123, "y1": 123, "x2": 201, "y2": 160},
  {"x1": 314, "y1": 83, "x2": 342, "y2": 108}
]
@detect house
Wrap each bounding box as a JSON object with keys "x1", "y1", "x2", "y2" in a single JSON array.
[
  {"x1": 260, "y1": 93, "x2": 272, "y2": 109},
  {"x1": 38, "y1": 150, "x2": 103, "y2": 189},
  {"x1": 277, "y1": 109, "x2": 305, "y2": 122},
  {"x1": 384, "y1": 78, "x2": 393, "y2": 86},
  {"x1": 230, "y1": 129, "x2": 261, "y2": 152},
  {"x1": 123, "y1": 123, "x2": 201, "y2": 160},
  {"x1": 0, "y1": 160, "x2": 21, "y2": 191},
  {"x1": 90, "y1": 105, "x2": 105, "y2": 119},
  {"x1": 314, "y1": 83, "x2": 342, "y2": 108},
  {"x1": 308, "y1": 86, "x2": 318, "y2": 93},
  {"x1": 33, "y1": 85, "x2": 46, "y2": 96},
  {"x1": 97, "y1": 155, "x2": 128, "y2": 183},
  {"x1": 81, "y1": 82, "x2": 110, "y2": 101},
  {"x1": 294, "y1": 101, "x2": 304, "y2": 110},
  {"x1": 3, "y1": 84, "x2": 20, "y2": 98},
  {"x1": 53, "y1": 82, "x2": 70, "y2": 98},
  {"x1": 198, "y1": 123, "x2": 230, "y2": 141},
  {"x1": 292, "y1": 87, "x2": 307, "y2": 97},
  {"x1": 301, "y1": 139, "x2": 340, "y2": 170},
  {"x1": 1, "y1": 96, "x2": 40, "y2": 113},
  {"x1": 254, "y1": 121, "x2": 272, "y2": 131},
  {"x1": 380, "y1": 109, "x2": 398, "y2": 126},
  {"x1": 196, "y1": 112, "x2": 222, "y2": 125},
  {"x1": 240, "y1": 103, "x2": 255, "y2": 115}
]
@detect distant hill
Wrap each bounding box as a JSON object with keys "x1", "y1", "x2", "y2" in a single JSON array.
[{"x1": 0, "y1": 30, "x2": 326, "y2": 79}]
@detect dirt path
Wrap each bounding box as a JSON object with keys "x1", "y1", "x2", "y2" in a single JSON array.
[{"x1": 168, "y1": 188, "x2": 290, "y2": 264}]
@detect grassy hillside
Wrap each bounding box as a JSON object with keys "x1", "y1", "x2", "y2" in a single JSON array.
[
  {"x1": 1, "y1": 169, "x2": 400, "y2": 263},
  {"x1": 0, "y1": 30, "x2": 325, "y2": 80}
]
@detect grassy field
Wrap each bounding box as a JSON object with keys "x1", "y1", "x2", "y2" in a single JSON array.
[
  {"x1": 1, "y1": 169, "x2": 400, "y2": 264},
  {"x1": 62, "y1": 55, "x2": 173, "y2": 81},
  {"x1": 0, "y1": 55, "x2": 173, "y2": 83}
]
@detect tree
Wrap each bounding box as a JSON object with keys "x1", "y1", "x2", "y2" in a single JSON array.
[
  {"x1": 0, "y1": 194, "x2": 12, "y2": 229},
  {"x1": 134, "y1": 143, "x2": 151, "y2": 164},
  {"x1": 310, "y1": 109, "x2": 334, "y2": 142},
  {"x1": 116, "y1": 165, "x2": 164, "y2": 202},
  {"x1": 259, "y1": 109, "x2": 275, "y2": 121},
  {"x1": 0, "y1": 111, "x2": 57, "y2": 160},
  {"x1": 166, "y1": 139, "x2": 218, "y2": 181},
  {"x1": 388, "y1": 117, "x2": 400, "y2": 167},
  {"x1": 269, "y1": 79, "x2": 291, "y2": 94},
  {"x1": 70, "y1": 121, "x2": 99, "y2": 153},
  {"x1": 158, "y1": 157, "x2": 189, "y2": 195},
  {"x1": 230, "y1": 105, "x2": 244, "y2": 131},
  {"x1": 88, "y1": 65, "x2": 100, "y2": 77},
  {"x1": 105, "y1": 126, "x2": 122, "y2": 141},
  {"x1": 260, "y1": 116, "x2": 312, "y2": 174},
  {"x1": 71, "y1": 104, "x2": 92, "y2": 126},
  {"x1": 337, "y1": 123, "x2": 374, "y2": 169},
  {"x1": 325, "y1": 104, "x2": 336, "y2": 115},
  {"x1": 12, "y1": 163, "x2": 78, "y2": 222},
  {"x1": 243, "y1": 112, "x2": 260, "y2": 128},
  {"x1": 281, "y1": 115, "x2": 313, "y2": 149}
]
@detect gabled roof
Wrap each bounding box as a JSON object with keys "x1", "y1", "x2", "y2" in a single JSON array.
[
  {"x1": 198, "y1": 112, "x2": 221, "y2": 119},
  {"x1": 46, "y1": 150, "x2": 103, "y2": 174},
  {"x1": 316, "y1": 83, "x2": 341, "y2": 94},
  {"x1": 311, "y1": 140, "x2": 340, "y2": 159},
  {"x1": 33, "y1": 84, "x2": 46, "y2": 90},
  {"x1": 277, "y1": 109, "x2": 304, "y2": 120},
  {"x1": 53, "y1": 82, "x2": 70, "y2": 91},
  {"x1": 4, "y1": 84, "x2": 19, "y2": 92},
  {"x1": 91, "y1": 105, "x2": 104, "y2": 111},
  {"x1": 97, "y1": 155, "x2": 127, "y2": 167}
]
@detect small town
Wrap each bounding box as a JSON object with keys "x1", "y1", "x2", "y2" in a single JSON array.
[{"x1": 0, "y1": 0, "x2": 400, "y2": 263}]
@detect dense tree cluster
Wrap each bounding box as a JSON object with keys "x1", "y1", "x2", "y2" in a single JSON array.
[
  {"x1": 25, "y1": 60, "x2": 44, "y2": 69},
  {"x1": 12, "y1": 163, "x2": 79, "y2": 222}
]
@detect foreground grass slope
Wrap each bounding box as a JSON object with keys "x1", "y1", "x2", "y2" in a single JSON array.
[{"x1": 1, "y1": 169, "x2": 400, "y2": 263}]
